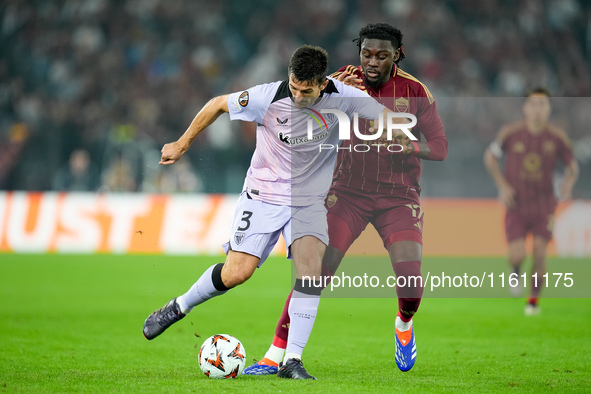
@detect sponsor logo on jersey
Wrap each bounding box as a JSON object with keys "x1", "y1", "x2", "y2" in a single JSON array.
[
  {"x1": 277, "y1": 130, "x2": 330, "y2": 145},
  {"x1": 523, "y1": 152, "x2": 542, "y2": 172},
  {"x1": 277, "y1": 117, "x2": 288, "y2": 125},
  {"x1": 520, "y1": 152, "x2": 543, "y2": 181}
]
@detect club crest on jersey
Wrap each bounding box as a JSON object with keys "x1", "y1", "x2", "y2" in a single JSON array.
[
  {"x1": 326, "y1": 194, "x2": 337, "y2": 208},
  {"x1": 512, "y1": 141, "x2": 526, "y2": 153},
  {"x1": 234, "y1": 232, "x2": 246, "y2": 245},
  {"x1": 543, "y1": 141, "x2": 555, "y2": 154},
  {"x1": 395, "y1": 97, "x2": 409, "y2": 112}
]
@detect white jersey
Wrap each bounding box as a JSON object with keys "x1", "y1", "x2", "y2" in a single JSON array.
[{"x1": 227, "y1": 77, "x2": 384, "y2": 206}]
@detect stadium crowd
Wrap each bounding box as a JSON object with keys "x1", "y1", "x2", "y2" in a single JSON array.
[{"x1": 0, "y1": 0, "x2": 589, "y2": 195}]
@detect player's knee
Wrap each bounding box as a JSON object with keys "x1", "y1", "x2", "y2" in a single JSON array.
[
  {"x1": 507, "y1": 239, "x2": 526, "y2": 265},
  {"x1": 508, "y1": 250, "x2": 525, "y2": 265}
]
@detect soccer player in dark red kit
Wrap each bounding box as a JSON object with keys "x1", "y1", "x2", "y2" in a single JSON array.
[
  {"x1": 244, "y1": 23, "x2": 448, "y2": 375},
  {"x1": 484, "y1": 88, "x2": 578, "y2": 316}
]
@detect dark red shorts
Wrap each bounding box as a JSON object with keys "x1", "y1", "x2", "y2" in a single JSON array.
[
  {"x1": 505, "y1": 209, "x2": 554, "y2": 242},
  {"x1": 325, "y1": 184, "x2": 423, "y2": 253}
]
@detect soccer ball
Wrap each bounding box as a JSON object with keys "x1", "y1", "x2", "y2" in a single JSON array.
[{"x1": 198, "y1": 334, "x2": 246, "y2": 379}]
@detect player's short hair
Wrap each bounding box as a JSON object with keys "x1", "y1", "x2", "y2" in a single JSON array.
[
  {"x1": 354, "y1": 23, "x2": 405, "y2": 64},
  {"x1": 525, "y1": 87, "x2": 551, "y2": 97},
  {"x1": 288, "y1": 45, "x2": 328, "y2": 86}
]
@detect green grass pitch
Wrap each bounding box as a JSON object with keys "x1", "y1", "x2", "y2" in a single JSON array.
[{"x1": 1, "y1": 254, "x2": 590, "y2": 393}]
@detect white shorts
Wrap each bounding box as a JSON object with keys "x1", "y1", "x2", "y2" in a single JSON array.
[{"x1": 222, "y1": 192, "x2": 328, "y2": 266}]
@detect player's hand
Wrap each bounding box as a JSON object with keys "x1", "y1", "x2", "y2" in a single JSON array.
[
  {"x1": 394, "y1": 133, "x2": 414, "y2": 155},
  {"x1": 159, "y1": 141, "x2": 188, "y2": 165},
  {"x1": 498, "y1": 183, "x2": 516, "y2": 209},
  {"x1": 337, "y1": 73, "x2": 364, "y2": 90},
  {"x1": 368, "y1": 115, "x2": 413, "y2": 154}
]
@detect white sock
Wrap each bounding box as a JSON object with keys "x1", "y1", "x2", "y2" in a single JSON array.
[
  {"x1": 263, "y1": 345, "x2": 285, "y2": 365},
  {"x1": 177, "y1": 264, "x2": 227, "y2": 313},
  {"x1": 284, "y1": 290, "x2": 320, "y2": 362},
  {"x1": 395, "y1": 315, "x2": 412, "y2": 332},
  {"x1": 284, "y1": 352, "x2": 302, "y2": 363}
]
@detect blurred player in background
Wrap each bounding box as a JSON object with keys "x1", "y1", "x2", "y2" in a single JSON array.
[
  {"x1": 52, "y1": 148, "x2": 100, "y2": 192},
  {"x1": 142, "y1": 45, "x2": 389, "y2": 380},
  {"x1": 484, "y1": 87, "x2": 578, "y2": 315},
  {"x1": 244, "y1": 23, "x2": 448, "y2": 375}
]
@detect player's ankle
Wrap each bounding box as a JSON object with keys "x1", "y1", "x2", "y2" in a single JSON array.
[
  {"x1": 395, "y1": 313, "x2": 413, "y2": 332},
  {"x1": 284, "y1": 352, "x2": 302, "y2": 363},
  {"x1": 176, "y1": 296, "x2": 192, "y2": 314},
  {"x1": 396, "y1": 311, "x2": 412, "y2": 331},
  {"x1": 263, "y1": 344, "x2": 285, "y2": 365}
]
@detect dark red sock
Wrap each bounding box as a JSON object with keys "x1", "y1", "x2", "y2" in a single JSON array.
[
  {"x1": 272, "y1": 290, "x2": 292, "y2": 348},
  {"x1": 393, "y1": 261, "x2": 423, "y2": 322},
  {"x1": 527, "y1": 297, "x2": 539, "y2": 306}
]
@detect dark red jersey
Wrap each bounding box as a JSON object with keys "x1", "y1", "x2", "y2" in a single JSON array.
[
  {"x1": 329, "y1": 65, "x2": 447, "y2": 195},
  {"x1": 499, "y1": 120, "x2": 574, "y2": 215}
]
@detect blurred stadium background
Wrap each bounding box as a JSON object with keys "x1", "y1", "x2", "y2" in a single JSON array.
[
  {"x1": 1, "y1": 0, "x2": 590, "y2": 194},
  {"x1": 2, "y1": 3, "x2": 591, "y2": 391},
  {"x1": 0, "y1": 0, "x2": 590, "y2": 256}
]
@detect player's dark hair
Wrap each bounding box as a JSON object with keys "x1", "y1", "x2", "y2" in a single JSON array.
[
  {"x1": 525, "y1": 87, "x2": 551, "y2": 97},
  {"x1": 354, "y1": 23, "x2": 405, "y2": 64},
  {"x1": 288, "y1": 45, "x2": 328, "y2": 85}
]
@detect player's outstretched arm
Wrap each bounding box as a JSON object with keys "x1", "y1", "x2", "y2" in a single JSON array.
[{"x1": 160, "y1": 95, "x2": 230, "y2": 165}]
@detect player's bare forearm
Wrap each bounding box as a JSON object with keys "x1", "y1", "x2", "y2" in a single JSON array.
[
  {"x1": 400, "y1": 135, "x2": 447, "y2": 160},
  {"x1": 160, "y1": 95, "x2": 230, "y2": 165},
  {"x1": 415, "y1": 136, "x2": 448, "y2": 160},
  {"x1": 178, "y1": 95, "x2": 229, "y2": 148},
  {"x1": 565, "y1": 159, "x2": 579, "y2": 183},
  {"x1": 560, "y1": 159, "x2": 579, "y2": 199},
  {"x1": 484, "y1": 148, "x2": 516, "y2": 208},
  {"x1": 484, "y1": 149, "x2": 508, "y2": 189},
  {"x1": 413, "y1": 142, "x2": 431, "y2": 159},
  {"x1": 418, "y1": 122, "x2": 448, "y2": 161}
]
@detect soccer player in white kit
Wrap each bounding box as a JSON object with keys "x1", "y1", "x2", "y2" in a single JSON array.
[{"x1": 142, "y1": 45, "x2": 385, "y2": 379}]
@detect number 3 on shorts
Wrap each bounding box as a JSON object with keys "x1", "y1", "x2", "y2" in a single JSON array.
[{"x1": 237, "y1": 211, "x2": 253, "y2": 231}]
